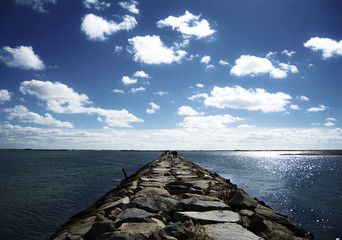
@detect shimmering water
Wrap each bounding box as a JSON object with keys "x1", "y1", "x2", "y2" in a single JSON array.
[
  {"x1": 181, "y1": 151, "x2": 342, "y2": 239},
  {"x1": 0, "y1": 150, "x2": 341, "y2": 239}
]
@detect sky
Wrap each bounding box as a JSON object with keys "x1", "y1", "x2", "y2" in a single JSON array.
[{"x1": 0, "y1": 0, "x2": 341, "y2": 150}]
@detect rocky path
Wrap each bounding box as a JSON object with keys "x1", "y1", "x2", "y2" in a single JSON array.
[{"x1": 49, "y1": 152, "x2": 313, "y2": 240}]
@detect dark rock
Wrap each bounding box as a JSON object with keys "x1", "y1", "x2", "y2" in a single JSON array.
[
  {"x1": 178, "y1": 198, "x2": 231, "y2": 211},
  {"x1": 132, "y1": 195, "x2": 178, "y2": 213},
  {"x1": 114, "y1": 208, "x2": 159, "y2": 228},
  {"x1": 175, "y1": 210, "x2": 240, "y2": 224},
  {"x1": 159, "y1": 222, "x2": 186, "y2": 240},
  {"x1": 228, "y1": 189, "x2": 258, "y2": 210},
  {"x1": 83, "y1": 221, "x2": 115, "y2": 240}
]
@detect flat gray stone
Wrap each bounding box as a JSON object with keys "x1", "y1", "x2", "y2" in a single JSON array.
[
  {"x1": 175, "y1": 210, "x2": 240, "y2": 224},
  {"x1": 205, "y1": 223, "x2": 262, "y2": 240},
  {"x1": 132, "y1": 195, "x2": 178, "y2": 213},
  {"x1": 179, "y1": 198, "x2": 231, "y2": 211},
  {"x1": 114, "y1": 208, "x2": 157, "y2": 227}
]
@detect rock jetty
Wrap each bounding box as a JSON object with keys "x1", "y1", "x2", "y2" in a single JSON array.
[{"x1": 49, "y1": 151, "x2": 314, "y2": 240}]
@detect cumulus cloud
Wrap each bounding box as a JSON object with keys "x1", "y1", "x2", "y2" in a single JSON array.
[
  {"x1": 290, "y1": 105, "x2": 301, "y2": 110},
  {"x1": 0, "y1": 46, "x2": 45, "y2": 70},
  {"x1": 298, "y1": 96, "x2": 309, "y2": 101},
  {"x1": 192, "y1": 85, "x2": 292, "y2": 113},
  {"x1": 230, "y1": 55, "x2": 274, "y2": 77},
  {"x1": 112, "y1": 89, "x2": 124, "y2": 94},
  {"x1": 270, "y1": 68, "x2": 287, "y2": 79},
  {"x1": 282, "y1": 50, "x2": 296, "y2": 57},
  {"x1": 219, "y1": 59, "x2": 229, "y2": 66},
  {"x1": 237, "y1": 124, "x2": 256, "y2": 128},
  {"x1": 130, "y1": 87, "x2": 145, "y2": 93},
  {"x1": 326, "y1": 117, "x2": 337, "y2": 122},
  {"x1": 177, "y1": 114, "x2": 243, "y2": 129},
  {"x1": 200, "y1": 55, "x2": 211, "y2": 64},
  {"x1": 146, "y1": 102, "x2": 160, "y2": 114},
  {"x1": 188, "y1": 93, "x2": 208, "y2": 101},
  {"x1": 5, "y1": 105, "x2": 73, "y2": 128},
  {"x1": 279, "y1": 63, "x2": 298, "y2": 73},
  {"x1": 157, "y1": 10, "x2": 215, "y2": 39},
  {"x1": 122, "y1": 76, "x2": 137, "y2": 85},
  {"x1": 133, "y1": 70, "x2": 150, "y2": 78},
  {"x1": 14, "y1": 0, "x2": 56, "y2": 12},
  {"x1": 0, "y1": 89, "x2": 11, "y2": 104},
  {"x1": 83, "y1": 0, "x2": 111, "y2": 10},
  {"x1": 154, "y1": 91, "x2": 168, "y2": 96},
  {"x1": 81, "y1": 14, "x2": 137, "y2": 41},
  {"x1": 324, "y1": 122, "x2": 335, "y2": 127},
  {"x1": 230, "y1": 55, "x2": 298, "y2": 79},
  {"x1": 196, "y1": 84, "x2": 204, "y2": 88},
  {"x1": 119, "y1": 1, "x2": 139, "y2": 14},
  {"x1": 177, "y1": 106, "x2": 202, "y2": 116},
  {"x1": 19, "y1": 80, "x2": 143, "y2": 127},
  {"x1": 266, "y1": 51, "x2": 277, "y2": 58},
  {"x1": 307, "y1": 104, "x2": 327, "y2": 112},
  {"x1": 128, "y1": 35, "x2": 187, "y2": 64},
  {"x1": 304, "y1": 37, "x2": 342, "y2": 59}
]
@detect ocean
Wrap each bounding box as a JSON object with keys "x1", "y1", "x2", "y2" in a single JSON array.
[{"x1": 0, "y1": 150, "x2": 340, "y2": 239}]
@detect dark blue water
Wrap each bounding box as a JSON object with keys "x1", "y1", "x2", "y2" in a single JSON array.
[
  {"x1": 0, "y1": 151, "x2": 341, "y2": 239},
  {"x1": 0, "y1": 150, "x2": 161, "y2": 240}
]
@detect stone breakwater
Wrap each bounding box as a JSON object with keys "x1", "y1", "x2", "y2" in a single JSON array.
[{"x1": 49, "y1": 152, "x2": 314, "y2": 240}]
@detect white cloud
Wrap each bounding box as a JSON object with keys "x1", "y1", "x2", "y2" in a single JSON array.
[
  {"x1": 122, "y1": 76, "x2": 137, "y2": 85},
  {"x1": 133, "y1": 70, "x2": 150, "y2": 78},
  {"x1": 83, "y1": 0, "x2": 111, "y2": 10},
  {"x1": 177, "y1": 106, "x2": 202, "y2": 116},
  {"x1": 230, "y1": 55, "x2": 274, "y2": 77},
  {"x1": 270, "y1": 68, "x2": 287, "y2": 79},
  {"x1": 0, "y1": 46, "x2": 45, "y2": 70},
  {"x1": 307, "y1": 104, "x2": 327, "y2": 112},
  {"x1": 19, "y1": 80, "x2": 143, "y2": 127},
  {"x1": 196, "y1": 83, "x2": 204, "y2": 88},
  {"x1": 0, "y1": 89, "x2": 11, "y2": 104},
  {"x1": 237, "y1": 124, "x2": 256, "y2": 128},
  {"x1": 324, "y1": 122, "x2": 335, "y2": 127},
  {"x1": 14, "y1": 0, "x2": 56, "y2": 12},
  {"x1": 146, "y1": 102, "x2": 160, "y2": 114},
  {"x1": 1, "y1": 123, "x2": 341, "y2": 150},
  {"x1": 128, "y1": 35, "x2": 187, "y2": 64},
  {"x1": 201, "y1": 55, "x2": 211, "y2": 64},
  {"x1": 197, "y1": 85, "x2": 291, "y2": 113},
  {"x1": 290, "y1": 105, "x2": 301, "y2": 110},
  {"x1": 326, "y1": 117, "x2": 337, "y2": 122},
  {"x1": 81, "y1": 14, "x2": 137, "y2": 41},
  {"x1": 188, "y1": 93, "x2": 208, "y2": 101},
  {"x1": 206, "y1": 64, "x2": 215, "y2": 70},
  {"x1": 304, "y1": 37, "x2": 342, "y2": 59},
  {"x1": 231, "y1": 55, "x2": 298, "y2": 79},
  {"x1": 177, "y1": 114, "x2": 243, "y2": 129},
  {"x1": 112, "y1": 89, "x2": 124, "y2": 94},
  {"x1": 298, "y1": 96, "x2": 309, "y2": 101},
  {"x1": 154, "y1": 91, "x2": 168, "y2": 96},
  {"x1": 115, "y1": 46, "x2": 123, "y2": 53},
  {"x1": 130, "y1": 87, "x2": 145, "y2": 93},
  {"x1": 157, "y1": 10, "x2": 215, "y2": 39},
  {"x1": 282, "y1": 50, "x2": 296, "y2": 57},
  {"x1": 279, "y1": 63, "x2": 298, "y2": 73},
  {"x1": 266, "y1": 51, "x2": 277, "y2": 58},
  {"x1": 219, "y1": 59, "x2": 229, "y2": 66},
  {"x1": 119, "y1": 1, "x2": 139, "y2": 14},
  {"x1": 5, "y1": 105, "x2": 73, "y2": 128}
]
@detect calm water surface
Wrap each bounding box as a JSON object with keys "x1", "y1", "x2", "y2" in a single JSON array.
[{"x1": 0, "y1": 150, "x2": 341, "y2": 239}]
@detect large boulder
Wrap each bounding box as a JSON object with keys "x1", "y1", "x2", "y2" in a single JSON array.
[
  {"x1": 131, "y1": 195, "x2": 178, "y2": 213},
  {"x1": 178, "y1": 198, "x2": 231, "y2": 211},
  {"x1": 175, "y1": 210, "x2": 240, "y2": 224}
]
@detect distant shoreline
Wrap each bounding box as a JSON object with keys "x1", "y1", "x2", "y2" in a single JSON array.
[{"x1": 0, "y1": 149, "x2": 341, "y2": 155}]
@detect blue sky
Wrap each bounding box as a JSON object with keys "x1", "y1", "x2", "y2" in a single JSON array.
[{"x1": 0, "y1": 0, "x2": 341, "y2": 150}]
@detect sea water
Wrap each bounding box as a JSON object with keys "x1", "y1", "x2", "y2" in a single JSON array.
[{"x1": 0, "y1": 150, "x2": 340, "y2": 239}]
